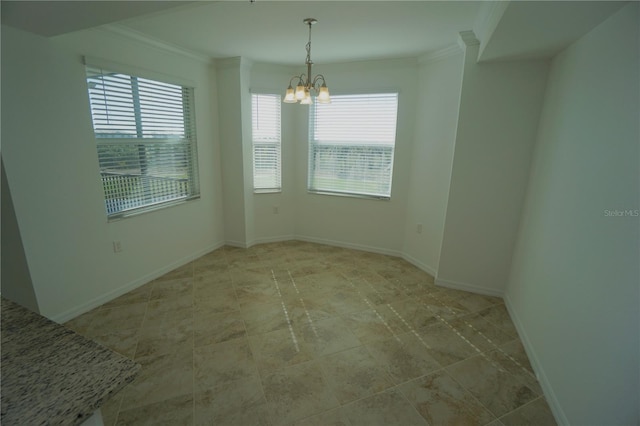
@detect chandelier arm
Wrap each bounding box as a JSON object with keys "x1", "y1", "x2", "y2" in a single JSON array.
[
  {"x1": 289, "y1": 76, "x2": 300, "y2": 86},
  {"x1": 312, "y1": 74, "x2": 326, "y2": 90}
]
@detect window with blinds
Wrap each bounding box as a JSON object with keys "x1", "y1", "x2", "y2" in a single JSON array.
[
  {"x1": 85, "y1": 66, "x2": 200, "y2": 219},
  {"x1": 308, "y1": 93, "x2": 399, "y2": 199},
  {"x1": 252, "y1": 93, "x2": 282, "y2": 192}
]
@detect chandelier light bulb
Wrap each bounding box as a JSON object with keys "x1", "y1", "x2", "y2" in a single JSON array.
[
  {"x1": 284, "y1": 85, "x2": 297, "y2": 103},
  {"x1": 317, "y1": 84, "x2": 331, "y2": 103}
]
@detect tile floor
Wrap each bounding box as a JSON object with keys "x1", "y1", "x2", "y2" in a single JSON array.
[{"x1": 65, "y1": 241, "x2": 557, "y2": 426}]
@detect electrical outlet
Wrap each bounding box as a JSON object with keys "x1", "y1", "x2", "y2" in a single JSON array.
[
  {"x1": 416, "y1": 223, "x2": 423, "y2": 234},
  {"x1": 112, "y1": 241, "x2": 122, "y2": 253},
  {"x1": 273, "y1": 206, "x2": 279, "y2": 214}
]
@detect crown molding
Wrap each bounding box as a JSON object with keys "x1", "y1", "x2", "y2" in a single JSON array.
[
  {"x1": 99, "y1": 24, "x2": 212, "y2": 64},
  {"x1": 458, "y1": 30, "x2": 480, "y2": 48},
  {"x1": 474, "y1": 1, "x2": 510, "y2": 46},
  {"x1": 215, "y1": 56, "x2": 254, "y2": 71},
  {"x1": 418, "y1": 44, "x2": 462, "y2": 65}
]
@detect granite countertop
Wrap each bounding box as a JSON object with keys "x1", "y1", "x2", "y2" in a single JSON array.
[{"x1": 1, "y1": 298, "x2": 140, "y2": 425}]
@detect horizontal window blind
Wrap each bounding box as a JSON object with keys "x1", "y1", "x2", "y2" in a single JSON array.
[
  {"x1": 308, "y1": 93, "x2": 398, "y2": 199},
  {"x1": 86, "y1": 66, "x2": 199, "y2": 218},
  {"x1": 252, "y1": 93, "x2": 282, "y2": 192}
]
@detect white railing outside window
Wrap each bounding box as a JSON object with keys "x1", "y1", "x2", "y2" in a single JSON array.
[{"x1": 85, "y1": 65, "x2": 200, "y2": 219}]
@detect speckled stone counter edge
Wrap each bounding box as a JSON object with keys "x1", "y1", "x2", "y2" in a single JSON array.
[{"x1": 1, "y1": 298, "x2": 140, "y2": 426}]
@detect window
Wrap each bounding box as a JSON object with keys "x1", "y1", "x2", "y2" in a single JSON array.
[
  {"x1": 252, "y1": 93, "x2": 282, "y2": 192},
  {"x1": 85, "y1": 66, "x2": 199, "y2": 219},
  {"x1": 308, "y1": 93, "x2": 399, "y2": 199}
]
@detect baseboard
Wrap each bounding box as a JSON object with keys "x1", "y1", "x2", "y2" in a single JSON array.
[
  {"x1": 401, "y1": 253, "x2": 437, "y2": 278},
  {"x1": 224, "y1": 239, "x2": 249, "y2": 249},
  {"x1": 435, "y1": 277, "x2": 504, "y2": 298},
  {"x1": 52, "y1": 241, "x2": 225, "y2": 324},
  {"x1": 295, "y1": 235, "x2": 403, "y2": 258},
  {"x1": 245, "y1": 235, "x2": 297, "y2": 248},
  {"x1": 503, "y1": 294, "x2": 568, "y2": 425}
]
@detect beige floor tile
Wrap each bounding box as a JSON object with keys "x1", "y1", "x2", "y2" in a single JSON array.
[
  {"x1": 231, "y1": 269, "x2": 275, "y2": 287},
  {"x1": 499, "y1": 397, "x2": 556, "y2": 426},
  {"x1": 418, "y1": 322, "x2": 479, "y2": 367},
  {"x1": 235, "y1": 281, "x2": 282, "y2": 307},
  {"x1": 417, "y1": 294, "x2": 468, "y2": 320},
  {"x1": 445, "y1": 354, "x2": 538, "y2": 418},
  {"x1": 142, "y1": 302, "x2": 193, "y2": 331},
  {"x1": 478, "y1": 304, "x2": 519, "y2": 337},
  {"x1": 64, "y1": 309, "x2": 99, "y2": 335},
  {"x1": 341, "y1": 389, "x2": 428, "y2": 426},
  {"x1": 366, "y1": 332, "x2": 441, "y2": 384},
  {"x1": 194, "y1": 376, "x2": 271, "y2": 426},
  {"x1": 194, "y1": 337, "x2": 259, "y2": 393},
  {"x1": 286, "y1": 296, "x2": 336, "y2": 325},
  {"x1": 192, "y1": 249, "x2": 227, "y2": 270},
  {"x1": 343, "y1": 308, "x2": 403, "y2": 344},
  {"x1": 193, "y1": 268, "x2": 232, "y2": 289},
  {"x1": 154, "y1": 263, "x2": 194, "y2": 283},
  {"x1": 121, "y1": 349, "x2": 193, "y2": 410},
  {"x1": 101, "y1": 392, "x2": 123, "y2": 426},
  {"x1": 318, "y1": 291, "x2": 369, "y2": 316},
  {"x1": 486, "y1": 340, "x2": 542, "y2": 395},
  {"x1": 194, "y1": 309, "x2": 246, "y2": 347},
  {"x1": 448, "y1": 313, "x2": 517, "y2": 353},
  {"x1": 262, "y1": 361, "x2": 339, "y2": 425},
  {"x1": 91, "y1": 328, "x2": 139, "y2": 359},
  {"x1": 299, "y1": 316, "x2": 362, "y2": 358},
  {"x1": 101, "y1": 284, "x2": 153, "y2": 309},
  {"x1": 291, "y1": 408, "x2": 351, "y2": 426},
  {"x1": 319, "y1": 345, "x2": 394, "y2": 404},
  {"x1": 82, "y1": 241, "x2": 548, "y2": 425},
  {"x1": 398, "y1": 370, "x2": 496, "y2": 426},
  {"x1": 455, "y1": 293, "x2": 501, "y2": 313},
  {"x1": 150, "y1": 278, "x2": 193, "y2": 300},
  {"x1": 135, "y1": 323, "x2": 193, "y2": 359},
  {"x1": 116, "y1": 394, "x2": 193, "y2": 425},
  {"x1": 383, "y1": 299, "x2": 439, "y2": 331},
  {"x1": 249, "y1": 326, "x2": 314, "y2": 375},
  {"x1": 241, "y1": 302, "x2": 291, "y2": 336},
  {"x1": 193, "y1": 288, "x2": 239, "y2": 315},
  {"x1": 88, "y1": 302, "x2": 147, "y2": 335}
]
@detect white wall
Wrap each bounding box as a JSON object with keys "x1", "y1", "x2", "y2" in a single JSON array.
[
  {"x1": 505, "y1": 4, "x2": 639, "y2": 424},
  {"x1": 222, "y1": 58, "x2": 420, "y2": 255},
  {"x1": 1, "y1": 158, "x2": 39, "y2": 312},
  {"x1": 403, "y1": 50, "x2": 463, "y2": 275},
  {"x1": 250, "y1": 63, "x2": 298, "y2": 244},
  {"x1": 437, "y1": 34, "x2": 549, "y2": 295},
  {"x1": 216, "y1": 57, "x2": 253, "y2": 247},
  {"x1": 1, "y1": 25, "x2": 224, "y2": 321},
  {"x1": 292, "y1": 59, "x2": 419, "y2": 255}
]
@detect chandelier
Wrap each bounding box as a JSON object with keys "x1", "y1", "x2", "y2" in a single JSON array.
[{"x1": 284, "y1": 18, "x2": 331, "y2": 105}]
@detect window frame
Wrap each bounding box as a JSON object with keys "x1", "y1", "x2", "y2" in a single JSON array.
[
  {"x1": 251, "y1": 92, "x2": 282, "y2": 194},
  {"x1": 85, "y1": 61, "x2": 200, "y2": 220},
  {"x1": 307, "y1": 92, "x2": 399, "y2": 200}
]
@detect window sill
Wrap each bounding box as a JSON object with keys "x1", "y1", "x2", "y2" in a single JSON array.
[
  {"x1": 307, "y1": 190, "x2": 390, "y2": 201},
  {"x1": 106, "y1": 195, "x2": 200, "y2": 222},
  {"x1": 254, "y1": 189, "x2": 282, "y2": 194}
]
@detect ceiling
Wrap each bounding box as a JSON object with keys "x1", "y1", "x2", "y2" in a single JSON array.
[{"x1": 1, "y1": 1, "x2": 628, "y2": 65}]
